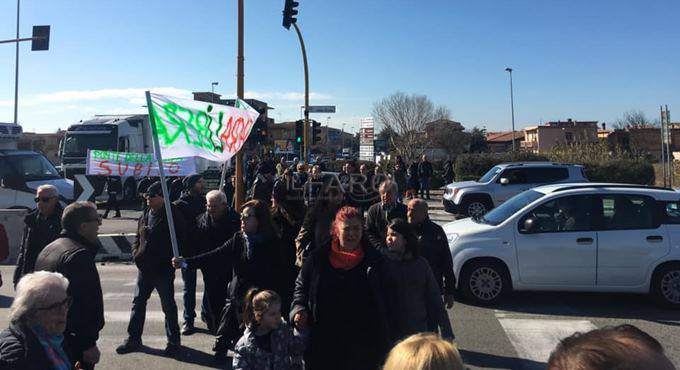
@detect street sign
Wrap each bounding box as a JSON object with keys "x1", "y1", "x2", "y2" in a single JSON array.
[
  {"x1": 31, "y1": 25, "x2": 50, "y2": 51},
  {"x1": 75, "y1": 174, "x2": 95, "y2": 202},
  {"x1": 307, "y1": 105, "x2": 336, "y2": 113}
]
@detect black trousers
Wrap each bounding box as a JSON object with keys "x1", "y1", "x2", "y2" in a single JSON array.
[{"x1": 103, "y1": 192, "x2": 120, "y2": 217}]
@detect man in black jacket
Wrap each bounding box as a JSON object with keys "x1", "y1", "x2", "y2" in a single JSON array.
[
  {"x1": 103, "y1": 176, "x2": 122, "y2": 219},
  {"x1": 116, "y1": 181, "x2": 186, "y2": 357},
  {"x1": 365, "y1": 179, "x2": 407, "y2": 252},
  {"x1": 34, "y1": 201, "x2": 105, "y2": 370},
  {"x1": 195, "y1": 190, "x2": 240, "y2": 333},
  {"x1": 418, "y1": 154, "x2": 434, "y2": 199},
  {"x1": 173, "y1": 174, "x2": 207, "y2": 335},
  {"x1": 408, "y1": 199, "x2": 455, "y2": 309},
  {"x1": 13, "y1": 184, "x2": 63, "y2": 287}
]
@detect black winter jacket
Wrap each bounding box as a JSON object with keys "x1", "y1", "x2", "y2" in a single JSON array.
[
  {"x1": 13, "y1": 206, "x2": 63, "y2": 286},
  {"x1": 194, "y1": 210, "x2": 240, "y2": 265},
  {"x1": 418, "y1": 160, "x2": 433, "y2": 179},
  {"x1": 0, "y1": 323, "x2": 57, "y2": 370},
  {"x1": 413, "y1": 219, "x2": 456, "y2": 295},
  {"x1": 132, "y1": 205, "x2": 187, "y2": 275},
  {"x1": 185, "y1": 231, "x2": 285, "y2": 301},
  {"x1": 33, "y1": 232, "x2": 105, "y2": 354},
  {"x1": 173, "y1": 192, "x2": 206, "y2": 256},
  {"x1": 365, "y1": 202, "x2": 408, "y2": 252}
]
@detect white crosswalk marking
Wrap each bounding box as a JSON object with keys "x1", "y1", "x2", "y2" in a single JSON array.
[{"x1": 498, "y1": 318, "x2": 597, "y2": 365}]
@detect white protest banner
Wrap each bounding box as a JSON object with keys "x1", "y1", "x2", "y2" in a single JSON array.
[
  {"x1": 147, "y1": 93, "x2": 260, "y2": 162},
  {"x1": 86, "y1": 150, "x2": 196, "y2": 177}
]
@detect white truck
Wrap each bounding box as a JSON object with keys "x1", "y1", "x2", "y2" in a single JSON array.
[
  {"x1": 0, "y1": 122, "x2": 74, "y2": 209},
  {"x1": 59, "y1": 114, "x2": 153, "y2": 200},
  {"x1": 59, "y1": 114, "x2": 214, "y2": 199}
]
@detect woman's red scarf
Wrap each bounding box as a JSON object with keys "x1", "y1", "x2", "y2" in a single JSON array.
[{"x1": 329, "y1": 238, "x2": 364, "y2": 270}]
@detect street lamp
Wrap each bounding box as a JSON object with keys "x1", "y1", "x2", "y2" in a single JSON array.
[
  {"x1": 211, "y1": 82, "x2": 219, "y2": 102},
  {"x1": 505, "y1": 67, "x2": 516, "y2": 152}
]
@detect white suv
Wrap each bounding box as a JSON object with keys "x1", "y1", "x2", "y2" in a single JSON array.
[
  {"x1": 444, "y1": 183, "x2": 680, "y2": 308},
  {"x1": 443, "y1": 162, "x2": 588, "y2": 218}
]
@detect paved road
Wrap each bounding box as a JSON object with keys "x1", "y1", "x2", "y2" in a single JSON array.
[{"x1": 1, "y1": 263, "x2": 678, "y2": 370}]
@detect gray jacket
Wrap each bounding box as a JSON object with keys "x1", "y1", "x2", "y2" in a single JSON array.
[{"x1": 233, "y1": 320, "x2": 306, "y2": 370}]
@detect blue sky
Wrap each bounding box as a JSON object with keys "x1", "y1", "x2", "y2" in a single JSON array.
[{"x1": 0, "y1": 0, "x2": 678, "y2": 133}]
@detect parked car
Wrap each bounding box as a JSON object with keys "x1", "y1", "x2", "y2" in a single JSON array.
[
  {"x1": 444, "y1": 183, "x2": 680, "y2": 308},
  {"x1": 442, "y1": 162, "x2": 588, "y2": 218}
]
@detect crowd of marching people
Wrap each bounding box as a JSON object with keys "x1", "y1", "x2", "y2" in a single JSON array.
[{"x1": 1, "y1": 154, "x2": 677, "y2": 370}]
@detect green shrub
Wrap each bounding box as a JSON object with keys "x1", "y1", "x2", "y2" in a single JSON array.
[{"x1": 585, "y1": 160, "x2": 655, "y2": 185}]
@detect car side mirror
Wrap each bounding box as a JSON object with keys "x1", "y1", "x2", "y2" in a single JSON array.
[
  {"x1": 500, "y1": 177, "x2": 510, "y2": 185},
  {"x1": 522, "y1": 217, "x2": 536, "y2": 233}
]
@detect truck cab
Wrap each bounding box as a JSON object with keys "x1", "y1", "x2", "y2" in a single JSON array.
[{"x1": 59, "y1": 115, "x2": 151, "y2": 200}]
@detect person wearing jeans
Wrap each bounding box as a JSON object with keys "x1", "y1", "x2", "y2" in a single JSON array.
[{"x1": 417, "y1": 154, "x2": 433, "y2": 200}]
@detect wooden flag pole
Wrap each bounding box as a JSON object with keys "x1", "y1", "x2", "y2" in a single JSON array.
[{"x1": 145, "y1": 91, "x2": 180, "y2": 258}]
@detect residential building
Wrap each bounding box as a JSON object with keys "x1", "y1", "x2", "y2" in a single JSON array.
[
  {"x1": 267, "y1": 121, "x2": 356, "y2": 155},
  {"x1": 522, "y1": 119, "x2": 598, "y2": 153},
  {"x1": 608, "y1": 126, "x2": 680, "y2": 161},
  {"x1": 486, "y1": 131, "x2": 524, "y2": 153}
]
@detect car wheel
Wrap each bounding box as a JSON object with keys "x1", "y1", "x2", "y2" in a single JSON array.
[
  {"x1": 462, "y1": 198, "x2": 490, "y2": 218},
  {"x1": 461, "y1": 260, "x2": 511, "y2": 306},
  {"x1": 651, "y1": 264, "x2": 680, "y2": 309}
]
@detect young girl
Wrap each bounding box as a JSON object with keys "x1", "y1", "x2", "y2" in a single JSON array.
[{"x1": 233, "y1": 289, "x2": 307, "y2": 370}]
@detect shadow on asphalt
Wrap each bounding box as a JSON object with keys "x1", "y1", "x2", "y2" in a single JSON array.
[
  {"x1": 136, "y1": 345, "x2": 224, "y2": 369},
  {"x1": 459, "y1": 349, "x2": 545, "y2": 370},
  {"x1": 465, "y1": 291, "x2": 680, "y2": 326}
]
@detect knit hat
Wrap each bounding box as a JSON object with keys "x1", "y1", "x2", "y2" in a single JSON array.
[
  {"x1": 182, "y1": 174, "x2": 203, "y2": 190},
  {"x1": 146, "y1": 181, "x2": 164, "y2": 197}
]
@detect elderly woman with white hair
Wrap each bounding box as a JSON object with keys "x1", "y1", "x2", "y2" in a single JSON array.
[{"x1": 0, "y1": 271, "x2": 72, "y2": 369}]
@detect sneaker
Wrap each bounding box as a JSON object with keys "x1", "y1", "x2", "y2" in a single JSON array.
[
  {"x1": 164, "y1": 343, "x2": 181, "y2": 357},
  {"x1": 181, "y1": 322, "x2": 194, "y2": 335},
  {"x1": 116, "y1": 339, "x2": 142, "y2": 354}
]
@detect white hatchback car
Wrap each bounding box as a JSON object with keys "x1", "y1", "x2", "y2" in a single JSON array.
[{"x1": 444, "y1": 183, "x2": 680, "y2": 308}]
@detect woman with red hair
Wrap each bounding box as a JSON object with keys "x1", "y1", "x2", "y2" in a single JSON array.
[{"x1": 290, "y1": 206, "x2": 388, "y2": 370}]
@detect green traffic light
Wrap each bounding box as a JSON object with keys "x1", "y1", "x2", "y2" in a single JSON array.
[{"x1": 297, "y1": 137, "x2": 302, "y2": 143}]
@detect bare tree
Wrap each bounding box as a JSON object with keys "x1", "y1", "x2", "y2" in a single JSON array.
[
  {"x1": 372, "y1": 92, "x2": 450, "y2": 163},
  {"x1": 614, "y1": 110, "x2": 656, "y2": 129}
]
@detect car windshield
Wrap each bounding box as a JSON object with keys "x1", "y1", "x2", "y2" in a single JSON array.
[
  {"x1": 480, "y1": 190, "x2": 544, "y2": 226},
  {"x1": 6, "y1": 154, "x2": 61, "y2": 181},
  {"x1": 478, "y1": 166, "x2": 502, "y2": 183},
  {"x1": 63, "y1": 133, "x2": 116, "y2": 157}
]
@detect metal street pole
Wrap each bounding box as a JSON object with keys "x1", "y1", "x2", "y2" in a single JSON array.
[
  {"x1": 211, "y1": 81, "x2": 218, "y2": 102},
  {"x1": 234, "y1": 0, "x2": 245, "y2": 209},
  {"x1": 14, "y1": 0, "x2": 20, "y2": 125},
  {"x1": 292, "y1": 22, "x2": 309, "y2": 163},
  {"x1": 506, "y1": 67, "x2": 516, "y2": 152}
]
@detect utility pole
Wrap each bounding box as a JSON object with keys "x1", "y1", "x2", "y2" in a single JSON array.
[
  {"x1": 505, "y1": 67, "x2": 516, "y2": 152},
  {"x1": 14, "y1": 0, "x2": 20, "y2": 125},
  {"x1": 234, "y1": 0, "x2": 245, "y2": 209}
]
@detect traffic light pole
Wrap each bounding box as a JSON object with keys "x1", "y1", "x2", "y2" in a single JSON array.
[
  {"x1": 292, "y1": 22, "x2": 309, "y2": 163},
  {"x1": 234, "y1": 0, "x2": 245, "y2": 209}
]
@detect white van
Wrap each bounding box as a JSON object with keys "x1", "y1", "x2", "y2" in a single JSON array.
[{"x1": 0, "y1": 150, "x2": 74, "y2": 209}]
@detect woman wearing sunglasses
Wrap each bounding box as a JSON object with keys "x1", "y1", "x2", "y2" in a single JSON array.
[
  {"x1": 172, "y1": 199, "x2": 285, "y2": 363},
  {"x1": 0, "y1": 271, "x2": 73, "y2": 370}
]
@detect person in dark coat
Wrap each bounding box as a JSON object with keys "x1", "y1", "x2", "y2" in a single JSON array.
[
  {"x1": 294, "y1": 183, "x2": 345, "y2": 268},
  {"x1": 0, "y1": 271, "x2": 72, "y2": 370},
  {"x1": 249, "y1": 171, "x2": 275, "y2": 207},
  {"x1": 290, "y1": 206, "x2": 389, "y2": 370},
  {"x1": 417, "y1": 154, "x2": 434, "y2": 199},
  {"x1": 365, "y1": 180, "x2": 407, "y2": 252},
  {"x1": 173, "y1": 199, "x2": 286, "y2": 362},
  {"x1": 116, "y1": 182, "x2": 186, "y2": 357},
  {"x1": 102, "y1": 176, "x2": 122, "y2": 219},
  {"x1": 34, "y1": 202, "x2": 105, "y2": 369},
  {"x1": 273, "y1": 169, "x2": 304, "y2": 222},
  {"x1": 195, "y1": 190, "x2": 241, "y2": 333},
  {"x1": 406, "y1": 161, "x2": 420, "y2": 199},
  {"x1": 443, "y1": 157, "x2": 456, "y2": 185},
  {"x1": 136, "y1": 176, "x2": 155, "y2": 210},
  {"x1": 293, "y1": 164, "x2": 308, "y2": 189},
  {"x1": 374, "y1": 219, "x2": 454, "y2": 344},
  {"x1": 170, "y1": 177, "x2": 184, "y2": 202},
  {"x1": 393, "y1": 156, "x2": 407, "y2": 203},
  {"x1": 173, "y1": 174, "x2": 208, "y2": 335},
  {"x1": 302, "y1": 165, "x2": 324, "y2": 207},
  {"x1": 13, "y1": 185, "x2": 63, "y2": 287},
  {"x1": 408, "y1": 199, "x2": 456, "y2": 309}
]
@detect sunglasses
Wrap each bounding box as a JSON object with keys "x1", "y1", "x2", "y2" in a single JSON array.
[
  {"x1": 240, "y1": 212, "x2": 255, "y2": 221},
  {"x1": 34, "y1": 197, "x2": 54, "y2": 203},
  {"x1": 36, "y1": 296, "x2": 72, "y2": 311}
]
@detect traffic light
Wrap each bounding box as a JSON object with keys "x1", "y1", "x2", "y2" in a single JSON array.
[
  {"x1": 294, "y1": 120, "x2": 304, "y2": 144},
  {"x1": 31, "y1": 25, "x2": 50, "y2": 51},
  {"x1": 312, "y1": 120, "x2": 322, "y2": 144},
  {"x1": 282, "y1": 0, "x2": 299, "y2": 30}
]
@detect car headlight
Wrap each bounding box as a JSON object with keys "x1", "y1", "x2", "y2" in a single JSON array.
[{"x1": 446, "y1": 232, "x2": 459, "y2": 245}]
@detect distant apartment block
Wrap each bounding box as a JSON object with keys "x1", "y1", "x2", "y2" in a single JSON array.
[
  {"x1": 522, "y1": 119, "x2": 598, "y2": 154},
  {"x1": 486, "y1": 131, "x2": 524, "y2": 153}
]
